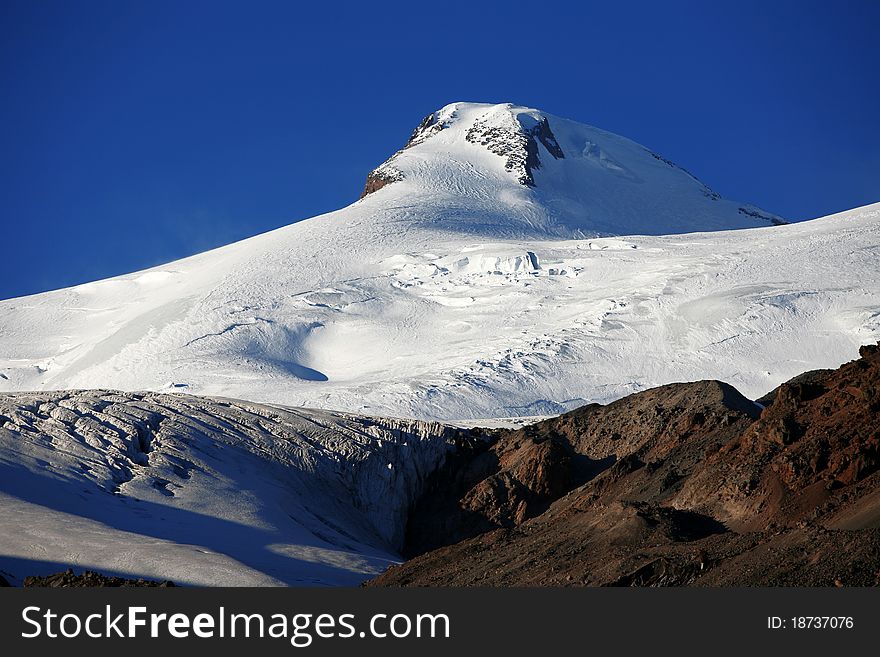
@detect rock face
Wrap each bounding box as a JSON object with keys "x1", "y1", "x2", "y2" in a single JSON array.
[
  {"x1": 674, "y1": 342, "x2": 880, "y2": 530},
  {"x1": 369, "y1": 343, "x2": 880, "y2": 586},
  {"x1": 464, "y1": 112, "x2": 565, "y2": 186},
  {"x1": 360, "y1": 168, "x2": 401, "y2": 198}
]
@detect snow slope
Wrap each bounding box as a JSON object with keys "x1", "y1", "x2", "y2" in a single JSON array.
[
  {"x1": 0, "y1": 390, "x2": 461, "y2": 585},
  {"x1": 0, "y1": 102, "x2": 877, "y2": 421}
]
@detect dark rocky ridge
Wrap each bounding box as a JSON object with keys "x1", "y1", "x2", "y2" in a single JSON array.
[
  {"x1": 738, "y1": 206, "x2": 789, "y2": 226},
  {"x1": 22, "y1": 569, "x2": 175, "y2": 587},
  {"x1": 369, "y1": 343, "x2": 880, "y2": 586}
]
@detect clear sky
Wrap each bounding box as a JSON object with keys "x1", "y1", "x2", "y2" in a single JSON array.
[{"x1": 1, "y1": 0, "x2": 877, "y2": 300}]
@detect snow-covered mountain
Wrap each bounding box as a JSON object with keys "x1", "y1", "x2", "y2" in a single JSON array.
[
  {"x1": 362, "y1": 102, "x2": 785, "y2": 235},
  {"x1": 1, "y1": 102, "x2": 878, "y2": 588},
  {"x1": 0, "y1": 102, "x2": 877, "y2": 421}
]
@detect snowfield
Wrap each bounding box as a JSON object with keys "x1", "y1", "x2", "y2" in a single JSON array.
[{"x1": 0, "y1": 103, "x2": 875, "y2": 422}]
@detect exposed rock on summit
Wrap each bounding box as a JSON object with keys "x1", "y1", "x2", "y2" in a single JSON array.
[{"x1": 464, "y1": 111, "x2": 565, "y2": 186}]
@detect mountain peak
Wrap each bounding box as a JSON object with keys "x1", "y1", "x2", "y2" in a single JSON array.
[
  {"x1": 363, "y1": 102, "x2": 564, "y2": 196},
  {"x1": 361, "y1": 102, "x2": 786, "y2": 236}
]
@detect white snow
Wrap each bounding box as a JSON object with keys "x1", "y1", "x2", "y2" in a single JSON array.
[
  {"x1": 0, "y1": 390, "x2": 461, "y2": 586},
  {"x1": 0, "y1": 101, "x2": 876, "y2": 424}
]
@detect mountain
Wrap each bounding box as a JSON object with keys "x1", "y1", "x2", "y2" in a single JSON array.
[
  {"x1": 368, "y1": 344, "x2": 880, "y2": 587},
  {"x1": 0, "y1": 103, "x2": 877, "y2": 587},
  {"x1": 0, "y1": 103, "x2": 876, "y2": 423}
]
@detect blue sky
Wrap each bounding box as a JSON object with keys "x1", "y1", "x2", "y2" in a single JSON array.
[{"x1": 1, "y1": 0, "x2": 877, "y2": 300}]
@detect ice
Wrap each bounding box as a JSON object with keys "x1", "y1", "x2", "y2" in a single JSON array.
[{"x1": 0, "y1": 391, "x2": 462, "y2": 586}]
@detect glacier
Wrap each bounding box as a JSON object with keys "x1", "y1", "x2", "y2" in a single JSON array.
[{"x1": 0, "y1": 390, "x2": 465, "y2": 585}]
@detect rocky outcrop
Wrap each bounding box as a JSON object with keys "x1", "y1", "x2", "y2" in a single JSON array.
[
  {"x1": 23, "y1": 569, "x2": 175, "y2": 587},
  {"x1": 674, "y1": 342, "x2": 880, "y2": 531},
  {"x1": 402, "y1": 379, "x2": 758, "y2": 557},
  {"x1": 369, "y1": 343, "x2": 880, "y2": 586},
  {"x1": 465, "y1": 113, "x2": 565, "y2": 186},
  {"x1": 404, "y1": 112, "x2": 447, "y2": 148},
  {"x1": 360, "y1": 166, "x2": 403, "y2": 199},
  {"x1": 360, "y1": 111, "x2": 450, "y2": 199}
]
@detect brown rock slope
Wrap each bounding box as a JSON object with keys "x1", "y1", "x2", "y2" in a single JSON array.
[{"x1": 369, "y1": 344, "x2": 880, "y2": 586}]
